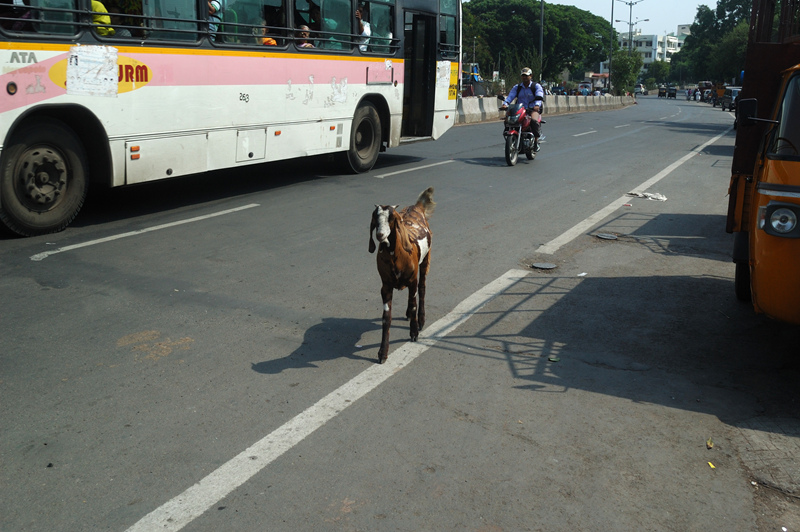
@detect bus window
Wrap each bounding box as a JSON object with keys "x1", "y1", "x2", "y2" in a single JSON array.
[
  {"x1": 30, "y1": 0, "x2": 77, "y2": 34},
  {"x1": 226, "y1": 0, "x2": 286, "y2": 45},
  {"x1": 439, "y1": 0, "x2": 457, "y2": 58},
  {"x1": 95, "y1": 0, "x2": 144, "y2": 38},
  {"x1": 366, "y1": 0, "x2": 392, "y2": 54},
  {"x1": 313, "y1": 0, "x2": 351, "y2": 49},
  {"x1": 0, "y1": 0, "x2": 36, "y2": 32},
  {"x1": 142, "y1": 0, "x2": 197, "y2": 40}
]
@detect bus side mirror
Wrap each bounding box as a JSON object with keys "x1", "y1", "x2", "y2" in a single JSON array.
[{"x1": 738, "y1": 98, "x2": 758, "y2": 126}]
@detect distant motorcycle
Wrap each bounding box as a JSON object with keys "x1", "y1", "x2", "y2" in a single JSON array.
[{"x1": 501, "y1": 102, "x2": 541, "y2": 166}]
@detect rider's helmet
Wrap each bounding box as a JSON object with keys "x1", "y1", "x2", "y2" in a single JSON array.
[{"x1": 520, "y1": 67, "x2": 532, "y2": 76}]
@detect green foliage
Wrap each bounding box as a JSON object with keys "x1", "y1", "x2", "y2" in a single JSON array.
[
  {"x1": 610, "y1": 48, "x2": 643, "y2": 93},
  {"x1": 647, "y1": 60, "x2": 670, "y2": 85},
  {"x1": 707, "y1": 20, "x2": 748, "y2": 83},
  {"x1": 676, "y1": 0, "x2": 750, "y2": 84},
  {"x1": 462, "y1": 0, "x2": 614, "y2": 84}
]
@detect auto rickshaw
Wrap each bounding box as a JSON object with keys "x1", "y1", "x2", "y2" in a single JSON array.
[
  {"x1": 667, "y1": 86, "x2": 677, "y2": 98},
  {"x1": 657, "y1": 86, "x2": 667, "y2": 98}
]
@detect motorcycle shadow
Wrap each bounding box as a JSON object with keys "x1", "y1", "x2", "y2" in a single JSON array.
[{"x1": 458, "y1": 156, "x2": 536, "y2": 167}]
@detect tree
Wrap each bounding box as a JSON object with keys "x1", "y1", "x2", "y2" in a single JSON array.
[
  {"x1": 708, "y1": 20, "x2": 748, "y2": 83},
  {"x1": 610, "y1": 48, "x2": 643, "y2": 93},
  {"x1": 647, "y1": 60, "x2": 670, "y2": 85},
  {"x1": 462, "y1": 0, "x2": 613, "y2": 83},
  {"x1": 716, "y1": 0, "x2": 752, "y2": 34},
  {"x1": 676, "y1": 1, "x2": 751, "y2": 83}
]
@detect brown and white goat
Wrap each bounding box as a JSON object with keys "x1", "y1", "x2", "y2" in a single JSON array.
[{"x1": 368, "y1": 187, "x2": 435, "y2": 364}]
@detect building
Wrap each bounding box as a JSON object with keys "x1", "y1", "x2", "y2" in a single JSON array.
[{"x1": 600, "y1": 24, "x2": 691, "y2": 80}]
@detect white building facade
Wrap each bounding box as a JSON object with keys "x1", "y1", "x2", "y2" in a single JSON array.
[{"x1": 600, "y1": 25, "x2": 691, "y2": 80}]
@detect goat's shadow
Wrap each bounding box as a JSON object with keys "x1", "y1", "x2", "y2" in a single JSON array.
[{"x1": 251, "y1": 317, "x2": 381, "y2": 374}]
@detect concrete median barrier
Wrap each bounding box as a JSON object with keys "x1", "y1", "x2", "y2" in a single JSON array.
[{"x1": 457, "y1": 94, "x2": 635, "y2": 125}]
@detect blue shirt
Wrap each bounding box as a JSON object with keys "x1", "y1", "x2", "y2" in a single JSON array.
[{"x1": 504, "y1": 81, "x2": 544, "y2": 108}]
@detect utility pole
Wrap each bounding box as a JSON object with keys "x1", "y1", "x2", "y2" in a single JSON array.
[{"x1": 472, "y1": 36, "x2": 476, "y2": 65}]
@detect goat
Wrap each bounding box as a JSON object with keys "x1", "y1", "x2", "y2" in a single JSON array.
[{"x1": 368, "y1": 187, "x2": 435, "y2": 364}]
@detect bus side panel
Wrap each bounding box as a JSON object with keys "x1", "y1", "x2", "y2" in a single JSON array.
[
  {"x1": 126, "y1": 134, "x2": 209, "y2": 184},
  {"x1": 430, "y1": 59, "x2": 456, "y2": 140}
]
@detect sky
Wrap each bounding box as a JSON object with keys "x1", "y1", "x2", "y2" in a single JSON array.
[{"x1": 545, "y1": 0, "x2": 717, "y2": 37}]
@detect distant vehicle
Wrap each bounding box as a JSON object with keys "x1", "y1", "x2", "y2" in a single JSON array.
[
  {"x1": 720, "y1": 87, "x2": 742, "y2": 111},
  {"x1": 551, "y1": 86, "x2": 568, "y2": 96},
  {"x1": 667, "y1": 86, "x2": 677, "y2": 98},
  {"x1": 634, "y1": 84, "x2": 648, "y2": 95},
  {"x1": 658, "y1": 86, "x2": 667, "y2": 98},
  {"x1": 703, "y1": 89, "x2": 713, "y2": 101}
]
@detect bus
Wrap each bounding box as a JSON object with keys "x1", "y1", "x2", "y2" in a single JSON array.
[
  {"x1": 0, "y1": 0, "x2": 461, "y2": 236},
  {"x1": 726, "y1": 0, "x2": 800, "y2": 325}
]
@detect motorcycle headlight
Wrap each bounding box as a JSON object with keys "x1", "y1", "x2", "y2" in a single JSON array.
[{"x1": 758, "y1": 203, "x2": 800, "y2": 238}]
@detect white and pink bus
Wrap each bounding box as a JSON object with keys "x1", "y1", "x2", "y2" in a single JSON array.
[{"x1": 0, "y1": 0, "x2": 460, "y2": 235}]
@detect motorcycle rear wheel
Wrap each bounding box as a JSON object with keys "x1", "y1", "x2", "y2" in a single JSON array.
[{"x1": 505, "y1": 135, "x2": 518, "y2": 166}]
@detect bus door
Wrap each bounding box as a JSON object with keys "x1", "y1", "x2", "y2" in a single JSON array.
[{"x1": 401, "y1": 11, "x2": 435, "y2": 138}]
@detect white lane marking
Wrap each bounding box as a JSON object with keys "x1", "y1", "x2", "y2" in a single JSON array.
[
  {"x1": 375, "y1": 160, "x2": 454, "y2": 178},
  {"x1": 125, "y1": 268, "x2": 528, "y2": 532},
  {"x1": 614, "y1": 124, "x2": 630, "y2": 128},
  {"x1": 659, "y1": 116, "x2": 669, "y2": 120},
  {"x1": 573, "y1": 131, "x2": 596, "y2": 137},
  {"x1": 29, "y1": 204, "x2": 260, "y2": 261},
  {"x1": 536, "y1": 127, "x2": 732, "y2": 255}
]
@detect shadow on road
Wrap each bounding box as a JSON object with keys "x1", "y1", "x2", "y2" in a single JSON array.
[{"x1": 250, "y1": 317, "x2": 380, "y2": 374}]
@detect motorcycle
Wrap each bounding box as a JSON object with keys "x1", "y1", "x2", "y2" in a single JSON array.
[{"x1": 501, "y1": 102, "x2": 540, "y2": 166}]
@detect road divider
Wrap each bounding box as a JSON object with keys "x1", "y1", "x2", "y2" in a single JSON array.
[{"x1": 458, "y1": 94, "x2": 636, "y2": 126}]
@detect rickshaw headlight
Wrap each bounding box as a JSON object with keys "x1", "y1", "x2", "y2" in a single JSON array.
[
  {"x1": 759, "y1": 203, "x2": 800, "y2": 237},
  {"x1": 770, "y1": 208, "x2": 797, "y2": 233}
]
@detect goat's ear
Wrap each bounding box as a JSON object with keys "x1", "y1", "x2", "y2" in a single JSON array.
[{"x1": 368, "y1": 214, "x2": 376, "y2": 253}]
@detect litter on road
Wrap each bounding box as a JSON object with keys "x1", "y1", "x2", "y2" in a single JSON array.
[{"x1": 627, "y1": 191, "x2": 668, "y2": 201}]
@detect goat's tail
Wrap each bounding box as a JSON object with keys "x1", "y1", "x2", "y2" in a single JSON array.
[{"x1": 416, "y1": 186, "x2": 436, "y2": 217}]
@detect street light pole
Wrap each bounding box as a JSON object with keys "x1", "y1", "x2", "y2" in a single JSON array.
[
  {"x1": 539, "y1": 1, "x2": 544, "y2": 82},
  {"x1": 615, "y1": 17, "x2": 648, "y2": 55},
  {"x1": 608, "y1": 0, "x2": 614, "y2": 92},
  {"x1": 615, "y1": 0, "x2": 644, "y2": 55}
]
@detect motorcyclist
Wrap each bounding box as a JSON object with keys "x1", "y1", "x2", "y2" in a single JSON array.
[{"x1": 500, "y1": 67, "x2": 544, "y2": 152}]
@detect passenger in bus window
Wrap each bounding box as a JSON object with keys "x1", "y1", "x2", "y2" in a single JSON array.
[
  {"x1": 208, "y1": 0, "x2": 221, "y2": 40},
  {"x1": 0, "y1": 0, "x2": 33, "y2": 31},
  {"x1": 255, "y1": 18, "x2": 277, "y2": 44},
  {"x1": 91, "y1": 0, "x2": 115, "y2": 35},
  {"x1": 355, "y1": 2, "x2": 369, "y2": 51},
  {"x1": 109, "y1": 0, "x2": 142, "y2": 37},
  {"x1": 296, "y1": 24, "x2": 313, "y2": 47}
]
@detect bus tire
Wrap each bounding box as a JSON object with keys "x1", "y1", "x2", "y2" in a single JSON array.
[
  {"x1": 0, "y1": 118, "x2": 88, "y2": 236},
  {"x1": 734, "y1": 261, "x2": 752, "y2": 303},
  {"x1": 342, "y1": 102, "x2": 381, "y2": 173}
]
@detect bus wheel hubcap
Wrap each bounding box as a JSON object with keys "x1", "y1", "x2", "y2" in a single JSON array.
[{"x1": 20, "y1": 148, "x2": 67, "y2": 206}]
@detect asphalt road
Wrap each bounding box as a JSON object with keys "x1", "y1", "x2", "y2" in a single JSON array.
[{"x1": 2, "y1": 95, "x2": 799, "y2": 531}]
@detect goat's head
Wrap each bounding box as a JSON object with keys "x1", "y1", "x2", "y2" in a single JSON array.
[{"x1": 369, "y1": 205, "x2": 399, "y2": 253}]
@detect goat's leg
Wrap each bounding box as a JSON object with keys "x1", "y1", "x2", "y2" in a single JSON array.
[
  {"x1": 378, "y1": 285, "x2": 393, "y2": 363},
  {"x1": 417, "y1": 253, "x2": 430, "y2": 332},
  {"x1": 406, "y1": 278, "x2": 419, "y2": 342}
]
